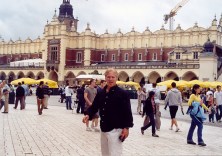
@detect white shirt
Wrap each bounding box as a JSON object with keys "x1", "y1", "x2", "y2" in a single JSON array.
[
  {"x1": 65, "y1": 86, "x2": 74, "y2": 96},
  {"x1": 214, "y1": 91, "x2": 222, "y2": 105}
]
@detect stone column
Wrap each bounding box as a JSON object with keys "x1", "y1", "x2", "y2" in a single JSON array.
[{"x1": 84, "y1": 49, "x2": 91, "y2": 66}]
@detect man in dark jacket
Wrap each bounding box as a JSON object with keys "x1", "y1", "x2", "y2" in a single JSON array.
[
  {"x1": 14, "y1": 82, "x2": 25, "y2": 110},
  {"x1": 36, "y1": 81, "x2": 45, "y2": 115},
  {"x1": 141, "y1": 91, "x2": 159, "y2": 137},
  {"x1": 83, "y1": 68, "x2": 133, "y2": 156},
  {"x1": 76, "y1": 84, "x2": 85, "y2": 114}
]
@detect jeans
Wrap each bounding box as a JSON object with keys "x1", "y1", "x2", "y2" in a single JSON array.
[
  {"x1": 187, "y1": 114, "x2": 204, "y2": 144},
  {"x1": 141, "y1": 112, "x2": 156, "y2": 134},
  {"x1": 218, "y1": 105, "x2": 222, "y2": 120},
  {"x1": 66, "y1": 96, "x2": 72, "y2": 109},
  {"x1": 77, "y1": 101, "x2": 85, "y2": 113}
]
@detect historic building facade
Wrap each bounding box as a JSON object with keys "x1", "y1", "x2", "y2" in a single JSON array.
[{"x1": 0, "y1": 0, "x2": 222, "y2": 85}]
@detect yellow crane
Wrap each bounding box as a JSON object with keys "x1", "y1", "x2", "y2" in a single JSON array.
[{"x1": 164, "y1": 0, "x2": 190, "y2": 30}]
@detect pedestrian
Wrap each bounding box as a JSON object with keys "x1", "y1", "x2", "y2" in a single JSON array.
[
  {"x1": 65, "y1": 83, "x2": 74, "y2": 110},
  {"x1": 82, "y1": 68, "x2": 133, "y2": 156},
  {"x1": 36, "y1": 81, "x2": 45, "y2": 115},
  {"x1": 208, "y1": 93, "x2": 215, "y2": 123},
  {"x1": 0, "y1": 81, "x2": 5, "y2": 112},
  {"x1": 213, "y1": 85, "x2": 222, "y2": 122},
  {"x1": 141, "y1": 91, "x2": 159, "y2": 137},
  {"x1": 84, "y1": 79, "x2": 98, "y2": 131},
  {"x1": 76, "y1": 84, "x2": 85, "y2": 114},
  {"x1": 43, "y1": 82, "x2": 51, "y2": 109},
  {"x1": 1, "y1": 80, "x2": 10, "y2": 113},
  {"x1": 21, "y1": 81, "x2": 29, "y2": 109},
  {"x1": 164, "y1": 82, "x2": 183, "y2": 132},
  {"x1": 137, "y1": 87, "x2": 146, "y2": 115},
  {"x1": 14, "y1": 82, "x2": 25, "y2": 110},
  {"x1": 187, "y1": 84, "x2": 208, "y2": 146},
  {"x1": 150, "y1": 83, "x2": 161, "y2": 131}
]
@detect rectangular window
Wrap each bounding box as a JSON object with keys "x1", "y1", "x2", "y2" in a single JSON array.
[
  {"x1": 153, "y1": 53, "x2": 157, "y2": 61},
  {"x1": 7, "y1": 58, "x2": 11, "y2": 64},
  {"x1": 193, "y1": 52, "x2": 198, "y2": 59},
  {"x1": 112, "y1": 54, "x2": 115, "y2": 61},
  {"x1": 138, "y1": 53, "x2": 142, "y2": 61},
  {"x1": 50, "y1": 46, "x2": 58, "y2": 61},
  {"x1": 124, "y1": 53, "x2": 128, "y2": 61},
  {"x1": 76, "y1": 52, "x2": 82, "y2": 63},
  {"x1": 176, "y1": 52, "x2": 180, "y2": 60},
  {"x1": 101, "y1": 54, "x2": 105, "y2": 62}
]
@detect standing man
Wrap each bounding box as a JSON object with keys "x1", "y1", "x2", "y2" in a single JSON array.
[
  {"x1": 164, "y1": 82, "x2": 183, "y2": 132},
  {"x1": 65, "y1": 83, "x2": 74, "y2": 110},
  {"x1": 36, "y1": 81, "x2": 44, "y2": 115},
  {"x1": 137, "y1": 87, "x2": 146, "y2": 115},
  {"x1": 43, "y1": 82, "x2": 50, "y2": 109},
  {"x1": 150, "y1": 83, "x2": 161, "y2": 130},
  {"x1": 84, "y1": 79, "x2": 98, "y2": 131},
  {"x1": 83, "y1": 68, "x2": 133, "y2": 156},
  {"x1": 21, "y1": 81, "x2": 29, "y2": 109},
  {"x1": 1, "y1": 80, "x2": 10, "y2": 113},
  {"x1": 14, "y1": 82, "x2": 25, "y2": 110},
  {"x1": 76, "y1": 84, "x2": 85, "y2": 114},
  {"x1": 214, "y1": 85, "x2": 222, "y2": 122},
  {"x1": 97, "y1": 80, "x2": 106, "y2": 92}
]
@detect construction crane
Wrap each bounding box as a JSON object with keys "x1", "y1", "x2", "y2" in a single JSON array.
[{"x1": 164, "y1": 0, "x2": 189, "y2": 31}]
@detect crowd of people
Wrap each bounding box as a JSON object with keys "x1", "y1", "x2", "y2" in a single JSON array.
[
  {"x1": 1, "y1": 69, "x2": 222, "y2": 155},
  {"x1": 137, "y1": 81, "x2": 222, "y2": 147}
]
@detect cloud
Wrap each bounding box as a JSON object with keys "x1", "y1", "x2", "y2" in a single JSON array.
[{"x1": 0, "y1": 0, "x2": 221, "y2": 41}]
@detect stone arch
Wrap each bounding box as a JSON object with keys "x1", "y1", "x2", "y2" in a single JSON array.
[
  {"x1": 36, "y1": 71, "x2": 44, "y2": 80},
  {"x1": 148, "y1": 71, "x2": 161, "y2": 83},
  {"x1": 131, "y1": 71, "x2": 144, "y2": 84},
  {"x1": 8, "y1": 72, "x2": 16, "y2": 83},
  {"x1": 26, "y1": 71, "x2": 35, "y2": 79},
  {"x1": 0, "y1": 71, "x2": 6, "y2": 80},
  {"x1": 48, "y1": 71, "x2": 58, "y2": 82},
  {"x1": 182, "y1": 71, "x2": 198, "y2": 81},
  {"x1": 118, "y1": 71, "x2": 129, "y2": 82},
  {"x1": 65, "y1": 71, "x2": 75, "y2": 86},
  {"x1": 164, "y1": 71, "x2": 179, "y2": 81},
  {"x1": 17, "y1": 71, "x2": 25, "y2": 79},
  {"x1": 77, "y1": 71, "x2": 86, "y2": 76}
]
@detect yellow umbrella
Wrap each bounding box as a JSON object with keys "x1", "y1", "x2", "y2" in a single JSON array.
[
  {"x1": 157, "y1": 80, "x2": 176, "y2": 88},
  {"x1": 207, "y1": 81, "x2": 222, "y2": 88},
  {"x1": 36, "y1": 79, "x2": 58, "y2": 88},
  {"x1": 11, "y1": 78, "x2": 37, "y2": 85},
  {"x1": 188, "y1": 80, "x2": 206, "y2": 88},
  {"x1": 116, "y1": 81, "x2": 126, "y2": 85},
  {"x1": 176, "y1": 80, "x2": 189, "y2": 88},
  {"x1": 125, "y1": 81, "x2": 140, "y2": 90}
]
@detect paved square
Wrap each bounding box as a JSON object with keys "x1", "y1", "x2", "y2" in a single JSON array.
[{"x1": 0, "y1": 95, "x2": 222, "y2": 156}]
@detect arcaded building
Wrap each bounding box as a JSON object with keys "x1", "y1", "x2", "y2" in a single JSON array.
[{"x1": 0, "y1": 0, "x2": 222, "y2": 85}]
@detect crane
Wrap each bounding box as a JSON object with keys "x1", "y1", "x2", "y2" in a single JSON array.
[{"x1": 164, "y1": 0, "x2": 190, "y2": 31}]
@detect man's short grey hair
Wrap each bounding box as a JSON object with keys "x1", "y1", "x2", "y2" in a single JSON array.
[{"x1": 104, "y1": 68, "x2": 118, "y2": 77}]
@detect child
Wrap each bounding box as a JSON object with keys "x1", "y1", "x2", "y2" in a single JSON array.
[{"x1": 208, "y1": 94, "x2": 215, "y2": 123}]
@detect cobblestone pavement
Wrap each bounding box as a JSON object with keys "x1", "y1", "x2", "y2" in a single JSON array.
[{"x1": 0, "y1": 95, "x2": 222, "y2": 156}]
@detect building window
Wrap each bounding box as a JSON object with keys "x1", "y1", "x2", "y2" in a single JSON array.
[
  {"x1": 76, "y1": 52, "x2": 82, "y2": 63},
  {"x1": 50, "y1": 46, "x2": 58, "y2": 61},
  {"x1": 112, "y1": 54, "x2": 115, "y2": 61},
  {"x1": 124, "y1": 53, "x2": 128, "y2": 61},
  {"x1": 138, "y1": 53, "x2": 142, "y2": 61},
  {"x1": 193, "y1": 52, "x2": 198, "y2": 59},
  {"x1": 176, "y1": 52, "x2": 180, "y2": 60},
  {"x1": 7, "y1": 58, "x2": 11, "y2": 64},
  {"x1": 153, "y1": 53, "x2": 157, "y2": 61},
  {"x1": 101, "y1": 54, "x2": 105, "y2": 62}
]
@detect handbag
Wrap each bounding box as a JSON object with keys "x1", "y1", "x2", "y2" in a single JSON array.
[{"x1": 189, "y1": 101, "x2": 206, "y2": 121}]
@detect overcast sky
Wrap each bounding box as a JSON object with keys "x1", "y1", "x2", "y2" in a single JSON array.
[{"x1": 0, "y1": 0, "x2": 221, "y2": 41}]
